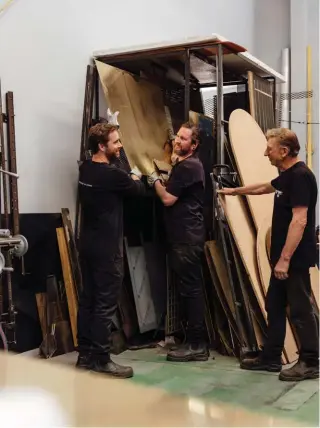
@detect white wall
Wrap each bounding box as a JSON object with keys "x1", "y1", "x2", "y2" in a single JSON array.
[
  {"x1": 0, "y1": 0, "x2": 289, "y2": 217},
  {"x1": 253, "y1": 0, "x2": 290, "y2": 72}
]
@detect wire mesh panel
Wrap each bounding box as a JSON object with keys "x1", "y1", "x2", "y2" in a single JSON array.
[
  {"x1": 165, "y1": 257, "x2": 182, "y2": 336},
  {"x1": 248, "y1": 71, "x2": 275, "y2": 134},
  {"x1": 277, "y1": 90, "x2": 313, "y2": 126}
]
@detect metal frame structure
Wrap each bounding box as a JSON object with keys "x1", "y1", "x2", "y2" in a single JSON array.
[{"x1": 92, "y1": 34, "x2": 285, "y2": 169}]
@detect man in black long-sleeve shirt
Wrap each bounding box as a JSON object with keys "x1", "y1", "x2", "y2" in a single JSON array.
[{"x1": 76, "y1": 123, "x2": 145, "y2": 378}]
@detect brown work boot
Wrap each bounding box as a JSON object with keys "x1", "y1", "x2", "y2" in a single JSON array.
[
  {"x1": 167, "y1": 343, "x2": 209, "y2": 362},
  {"x1": 91, "y1": 357, "x2": 134, "y2": 379},
  {"x1": 279, "y1": 360, "x2": 319, "y2": 381},
  {"x1": 240, "y1": 356, "x2": 282, "y2": 372}
]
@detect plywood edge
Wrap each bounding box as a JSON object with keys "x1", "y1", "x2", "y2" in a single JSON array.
[{"x1": 56, "y1": 228, "x2": 78, "y2": 347}]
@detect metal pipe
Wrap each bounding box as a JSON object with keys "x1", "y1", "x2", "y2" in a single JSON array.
[
  {"x1": 0, "y1": 229, "x2": 11, "y2": 237},
  {"x1": 0, "y1": 168, "x2": 19, "y2": 179},
  {"x1": 184, "y1": 49, "x2": 190, "y2": 121},
  {"x1": 280, "y1": 48, "x2": 290, "y2": 128},
  {"x1": 216, "y1": 43, "x2": 224, "y2": 164},
  {"x1": 306, "y1": 45, "x2": 313, "y2": 170},
  {"x1": 0, "y1": 238, "x2": 21, "y2": 246}
]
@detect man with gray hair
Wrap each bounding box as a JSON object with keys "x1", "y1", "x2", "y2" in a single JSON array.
[{"x1": 219, "y1": 128, "x2": 319, "y2": 382}]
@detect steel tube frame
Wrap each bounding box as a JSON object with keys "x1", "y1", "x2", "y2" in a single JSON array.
[
  {"x1": 184, "y1": 49, "x2": 191, "y2": 121},
  {"x1": 216, "y1": 43, "x2": 224, "y2": 164}
]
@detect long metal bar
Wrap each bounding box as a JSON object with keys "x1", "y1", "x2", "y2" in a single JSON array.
[
  {"x1": 306, "y1": 45, "x2": 313, "y2": 169},
  {"x1": 6, "y1": 92, "x2": 19, "y2": 236},
  {"x1": 0, "y1": 81, "x2": 4, "y2": 316},
  {"x1": 4, "y1": 91, "x2": 17, "y2": 344},
  {"x1": 280, "y1": 48, "x2": 290, "y2": 128},
  {"x1": 184, "y1": 49, "x2": 190, "y2": 121},
  {"x1": 0, "y1": 238, "x2": 21, "y2": 246},
  {"x1": 216, "y1": 44, "x2": 224, "y2": 164}
]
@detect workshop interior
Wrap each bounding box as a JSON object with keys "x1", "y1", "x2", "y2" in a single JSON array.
[
  {"x1": 1, "y1": 36, "x2": 318, "y2": 363},
  {"x1": 0, "y1": 0, "x2": 319, "y2": 426}
]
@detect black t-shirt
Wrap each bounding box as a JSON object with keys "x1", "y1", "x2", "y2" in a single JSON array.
[
  {"x1": 78, "y1": 160, "x2": 145, "y2": 258},
  {"x1": 164, "y1": 156, "x2": 205, "y2": 245},
  {"x1": 270, "y1": 161, "x2": 318, "y2": 269}
]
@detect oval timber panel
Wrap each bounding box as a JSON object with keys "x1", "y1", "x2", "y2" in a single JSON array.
[{"x1": 228, "y1": 109, "x2": 278, "y2": 230}]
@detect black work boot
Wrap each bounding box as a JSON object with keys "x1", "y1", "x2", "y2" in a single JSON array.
[
  {"x1": 240, "y1": 356, "x2": 282, "y2": 372},
  {"x1": 167, "y1": 343, "x2": 209, "y2": 362},
  {"x1": 75, "y1": 353, "x2": 92, "y2": 370},
  {"x1": 91, "y1": 357, "x2": 134, "y2": 379},
  {"x1": 279, "y1": 360, "x2": 319, "y2": 382}
]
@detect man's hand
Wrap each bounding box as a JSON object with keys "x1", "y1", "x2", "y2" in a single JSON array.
[
  {"x1": 217, "y1": 188, "x2": 236, "y2": 196},
  {"x1": 274, "y1": 257, "x2": 290, "y2": 280},
  {"x1": 147, "y1": 171, "x2": 162, "y2": 187},
  {"x1": 130, "y1": 166, "x2": 142, "y2": 179}
]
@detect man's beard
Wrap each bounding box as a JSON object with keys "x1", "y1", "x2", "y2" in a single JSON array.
[
  {"x1": 106, "y1": 151, "x2": 120, "y2": 163},
  {"x1": 174, "y1": 147, "x2": 190, "y2": 157}
]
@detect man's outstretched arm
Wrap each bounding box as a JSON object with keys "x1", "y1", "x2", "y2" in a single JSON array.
[{"x1": 218, "y1": 182, "x2": 275, "y2": 196}]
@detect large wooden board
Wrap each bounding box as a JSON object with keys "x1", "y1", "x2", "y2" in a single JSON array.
[
  {"x1": 219, "y1": 195, "x2": 266, "y2": 321},
  {"x1": 228, "y1": 109, "x2": 278, "y2": 230},
  {"x1": 96, "y1": 60, "x2": 168, "y2": 175},
  {"x1": 257, "y1": 217, "x2": 298, "y2": 363}
]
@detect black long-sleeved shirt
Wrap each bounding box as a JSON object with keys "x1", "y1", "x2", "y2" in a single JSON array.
[{"x1": 78, "y1": 160, "x2": 145, "y2": 258}]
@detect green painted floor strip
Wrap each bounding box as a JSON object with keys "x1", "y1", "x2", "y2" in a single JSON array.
[
  {"x1": 113, "y1": 349, "x2": 319, "y2": 426},
  {"x1": 273, "y1": 380, "x2": 319, "y2": 411}
]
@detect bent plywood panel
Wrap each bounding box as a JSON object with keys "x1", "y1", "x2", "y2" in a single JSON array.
[
  {"x1": 228, "y1": 109, "x2": 278, "y2": 230},
  {"x1": 96, "y1": 60, "x2": 168, "y2": 175},
  {"x1": 219, "y1": 194, "x2": 266, "y2": 321},
  {"x1": 257, "y1": 217, "x2": 298, "y2": 363}
]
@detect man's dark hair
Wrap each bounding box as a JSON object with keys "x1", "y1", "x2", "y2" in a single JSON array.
[
  {"x1": 266, "y1": 128, "x2": 300, "y2": 157},
  {"x1": 88, "y1": 123, "x2": 118, "y2": 154},
  {"x1": 180, "y1": 121, "x2": 200, "y2": 147}
]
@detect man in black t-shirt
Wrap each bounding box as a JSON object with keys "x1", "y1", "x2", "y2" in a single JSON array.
[
  {"x1": 148, "y1": 122, "x2": 208, "y2": 362},
  {"x1": 219, "y1": 128, "x2": 319, "y2": 382},
  {"x1": 76, "y1": 123, "x2": 145, "y2": 378}
]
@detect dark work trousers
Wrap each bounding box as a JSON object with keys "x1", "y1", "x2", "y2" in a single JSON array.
[
  {"x1": 168, "y1": 243, "x2": 205, "y2": 344},
  {"x1": 263, "y1": 269, "x2": 319, "y2": 365},
  {"x1": 77, "y1": 252, "x2": 123, "y2": 360}
]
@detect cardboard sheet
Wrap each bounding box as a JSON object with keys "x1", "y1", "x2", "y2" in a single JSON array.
[
  {"x1": 257, "y1": 216, "x2": 298, "y2": 363},
  {"x1": 96, "y1": 60, "x2": 168, "y2": 175},
  {"x1": 228, "y1": 109, "x2": 278, "y2": 230}
]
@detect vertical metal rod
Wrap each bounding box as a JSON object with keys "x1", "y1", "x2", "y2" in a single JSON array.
[
  {"x1": 94, "y1": 66, "x2": 99, "y2": 122},
  {"x1": 184, "y1": 49, "x2": 190, "y2": 121},
  {"x1": 306, "y1": 45, "x2": 313, "y2": 170},
  {"x1": 272, "y1": 77, "x2": 276, "y2": 125},
  {"x1": 216, "y1": 43, "x2": 224, "y2": 164},
  {"x1": 280, "y1": 48, "x2": 290, "y2": 128}
]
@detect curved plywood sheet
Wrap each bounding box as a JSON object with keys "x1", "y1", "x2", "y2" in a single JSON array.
[
  {"x1": 96, "y1": 60, "x2": 167, "y2": 175},
  {"x1": 228, "y1": 109, "x2": 278, "y2": 229},
  {"x1": 257, "y1": 217, "x2": 298, "y2": 363},
  {"x1": 219, "y1": 194, "x2": 266, "y2": 321}
]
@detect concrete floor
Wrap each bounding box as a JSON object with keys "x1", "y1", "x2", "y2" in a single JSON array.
[{"x1": 49, "y1": 348, "x2": 319, "y2": 427}]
